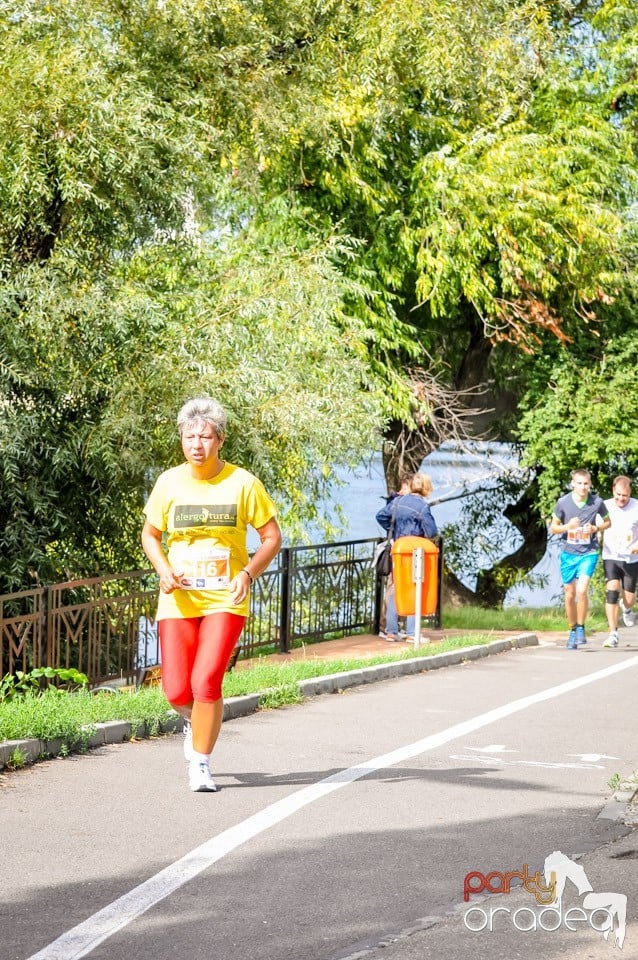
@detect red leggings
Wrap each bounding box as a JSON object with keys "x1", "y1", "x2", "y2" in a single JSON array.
[{"x1": 158, "y1": 613, "x2": 245, "y2": 705}]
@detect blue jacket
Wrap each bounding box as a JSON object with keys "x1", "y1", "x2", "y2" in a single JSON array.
[{"x1": 375, "y1": 493, "x2": 437, "y2": 540}]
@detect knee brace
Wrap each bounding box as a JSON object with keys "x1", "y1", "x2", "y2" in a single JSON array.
[{"x1": 606, "y1": 589, "x2": 619, "y2": 605}]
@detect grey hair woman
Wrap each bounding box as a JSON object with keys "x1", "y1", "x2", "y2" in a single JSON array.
[
  {"x1": 142, "y1": 397, "x2": 282, "y2": 793},
  {"x1": 176, "y1": 397, "x2": 227, "y2": 440}
]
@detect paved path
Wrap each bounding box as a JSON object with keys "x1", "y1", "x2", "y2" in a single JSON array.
[
  {"x1": 2, "y1": 626, "x2": 637, "y2": 960},
  {"x1": 234, "y1": 627, "x2": 568, "y2": 667}
]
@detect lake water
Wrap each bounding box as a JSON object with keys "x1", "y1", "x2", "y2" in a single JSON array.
[
  {"x1": 308, "y1": 442, "x2": 562, "y2": 609},
  {"x1": 141, "y1": 441, "x2": 561, "y2": 667}
]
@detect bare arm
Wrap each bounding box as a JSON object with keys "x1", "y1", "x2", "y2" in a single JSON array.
[
  {"x1": 550, "y1": 515, "x2": 610, "y2": 536},
  {"x1": 583, "y1": 513, "x2": 611, "y2": 536},
  {"x1": 141, "y1": 520, "x2": 182, "y2": 594},
  {"x1": 550, "y1": 515, "x2": 572, "y2": 535},
  {"x1": 229, "y1": 516, "x2": 283, "y2": 605}
]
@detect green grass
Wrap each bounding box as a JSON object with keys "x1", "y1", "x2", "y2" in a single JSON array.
[
  {"x1": 1, "y1": 632, "x2": 505, "y2": 746},
  {"x1": 0, "y1": 686, "x2": 174, "y2": 745},
  {"x1": 222, "y1": 632, "x2": 504, "y2": 696},
  {"x1": 2, "y1": 604, "x2": 611, "y2": 753},
  {"x1": 250, "y1": 606, "x2": 575, "y2": 658},
  {"x1": 441, "y1": 604, "x2": 608, "y2": 634}
]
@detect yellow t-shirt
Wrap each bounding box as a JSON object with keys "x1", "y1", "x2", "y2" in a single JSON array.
[{"x1": 143, "y1": 461, "x2": 277, "y2": 619}]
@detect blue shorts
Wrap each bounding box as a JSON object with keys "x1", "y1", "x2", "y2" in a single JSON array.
[{"x1": 560, "y1": 551, "x2": 599, "y2": 585}]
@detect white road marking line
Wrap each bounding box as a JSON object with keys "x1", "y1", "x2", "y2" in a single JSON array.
[
  {"x1": 28, "y1": 655, "x2": 638, "y2": 960},
  {"x1": 466, "y1": 744, "x2": 516, "y2": 753},
  {"x1": 519, "y1": 759, "x2": 605, "y2": 770},
  {"x1": 568, "y1": 753, "x2": 620, "y2": 762},
  {"x1": 450, "y1": 754, "x2": 604, "y2": 770}
]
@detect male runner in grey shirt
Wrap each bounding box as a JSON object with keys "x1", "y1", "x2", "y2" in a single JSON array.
[{"x1": 550, "y1": 468, "x2": 610, "y2": 649}]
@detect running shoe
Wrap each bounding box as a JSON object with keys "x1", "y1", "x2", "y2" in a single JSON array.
[
  {"x1": 566, "y1": 627, "x2": 578, "y2": 650},
  {"x1": 621, "y1": 602, "x2": 635, "y2": 628},
  {"x1": 603, "y1": 631, "x2": 619, "y2": 648},
  {"x1": 188, "y1": 760, "x2": 218, "y2": 792},
  {"x1": 575, "y1": 625, "x2": 587, "y2": 646},
  {"x1": 183, "y1": 718, "x2": 195, "y2": 762}
]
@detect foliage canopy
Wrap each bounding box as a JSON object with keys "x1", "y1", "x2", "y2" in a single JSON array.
[{"x1": 2, "y1": 0, "x2": 638, "y2": 594}]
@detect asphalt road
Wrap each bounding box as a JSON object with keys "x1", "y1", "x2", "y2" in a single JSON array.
[{"x1": 2, "y1": 637, "x2": 638, "y2": 960}]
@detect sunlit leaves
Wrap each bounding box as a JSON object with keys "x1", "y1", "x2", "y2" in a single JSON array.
[{"x1": 518, "y1": 336, "x2": 638, "y2": 512}]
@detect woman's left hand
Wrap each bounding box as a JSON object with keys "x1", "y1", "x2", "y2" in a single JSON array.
[
  {"x1": 228, "y1": 518, "x2": 282, "y2": 605},
  {"x1": 229, "y1": 570, "x2": 251, "y2": 605}
]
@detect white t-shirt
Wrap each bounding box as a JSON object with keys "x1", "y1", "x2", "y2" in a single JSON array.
[{"x1": 602, "y1": 497, "x2": 638, "y2": 562}]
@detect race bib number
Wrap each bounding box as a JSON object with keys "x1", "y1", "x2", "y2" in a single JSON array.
[
  {"x1": 174, "y1": 542, "x2": 231, "y2": 590},
  {"x1": 566, "y1": 527, "x2": 587, "y2": 544}
]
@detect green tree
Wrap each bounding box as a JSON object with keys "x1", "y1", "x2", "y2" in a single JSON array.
[
  {"x1": 220, "y1": 0, "x2": 637, "y2": 603},
  {"x1": 0, "y1": 1, "x2": 382, "y2": 590},
  {"x1": 518, "y1": 334, "x2": 638, "y2": 513},
  {"x1": 511, "y1": 0, "x2": 638, "y2": 521},
  {"x1": 3, "y1": 0, "x2": 638, "y2": 601},
  {"x1": 248, "y1": 0, "x2": 636, "y2": 486}
]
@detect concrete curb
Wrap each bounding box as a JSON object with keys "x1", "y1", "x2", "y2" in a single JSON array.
[
  {"x1": 0, "y1": 634, "x2": 538, "y2": 771},
  {"x1": 597, "y1": 786, "x2": 638, "y2": 823},
  {"x1": 0, "y1": 714, "x2": 182, "y2": 770},
  {"x1": 290, "y1": 633, "x2": 538, "y2": 699}
]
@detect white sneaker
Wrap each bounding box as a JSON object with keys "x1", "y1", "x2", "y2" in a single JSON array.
[
  {"x1": 188, "y1": 759, "x2": 218, "y2": 792},
  {"x1": 183, "y1": 719, "x2": 196, "y2": 762},
  {"x1": 603, "y1": 631, "x2": 619, "y2": 648},
  {"x1": 621, "y1": 603, "x2": 635, "y2": 628}
]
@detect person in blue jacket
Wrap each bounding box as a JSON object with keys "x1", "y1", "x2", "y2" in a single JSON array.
[{"x1": 375, "y1": 472, "x2": 438, "y2": 641}]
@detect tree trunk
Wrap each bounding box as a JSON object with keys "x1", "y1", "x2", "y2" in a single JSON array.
[
  {"x1": 381, "y1": 425, "x2": 437, "y2": 494},
  {"x1": 442, "y1": 566, "x2": 483, "y2": 607},
  {"x1": 473, "y1": 478, "x2": 547, "y2": 607},
  {"x1": 380, "y1": 322, "x2": 539, "y2": 604}
]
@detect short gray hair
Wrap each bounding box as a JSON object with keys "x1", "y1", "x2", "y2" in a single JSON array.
[{"x1": 177, "y1": 397, "x2": 227, "y2": 439}]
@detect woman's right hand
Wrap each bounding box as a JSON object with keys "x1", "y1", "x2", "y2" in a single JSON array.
[
  {"x1": 158, "y1": 568, "x2": 183, "y2": 594},
  {"x1": 142, "y1": 521, "x2": 182, "y2": 593}
]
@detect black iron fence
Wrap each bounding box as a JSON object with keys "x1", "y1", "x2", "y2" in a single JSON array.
[{"x1": 0, "y1": 537, "x2": 443, "y2": 685}]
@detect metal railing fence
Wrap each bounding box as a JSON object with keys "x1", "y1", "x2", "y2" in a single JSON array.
[{"x1": 0, "y1": 537, "x2": 442, "y2": 685}]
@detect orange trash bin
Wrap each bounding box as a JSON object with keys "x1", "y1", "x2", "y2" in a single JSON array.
[{"x1": 391, "y1": 536, "x2": 439, "y2": 616}]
